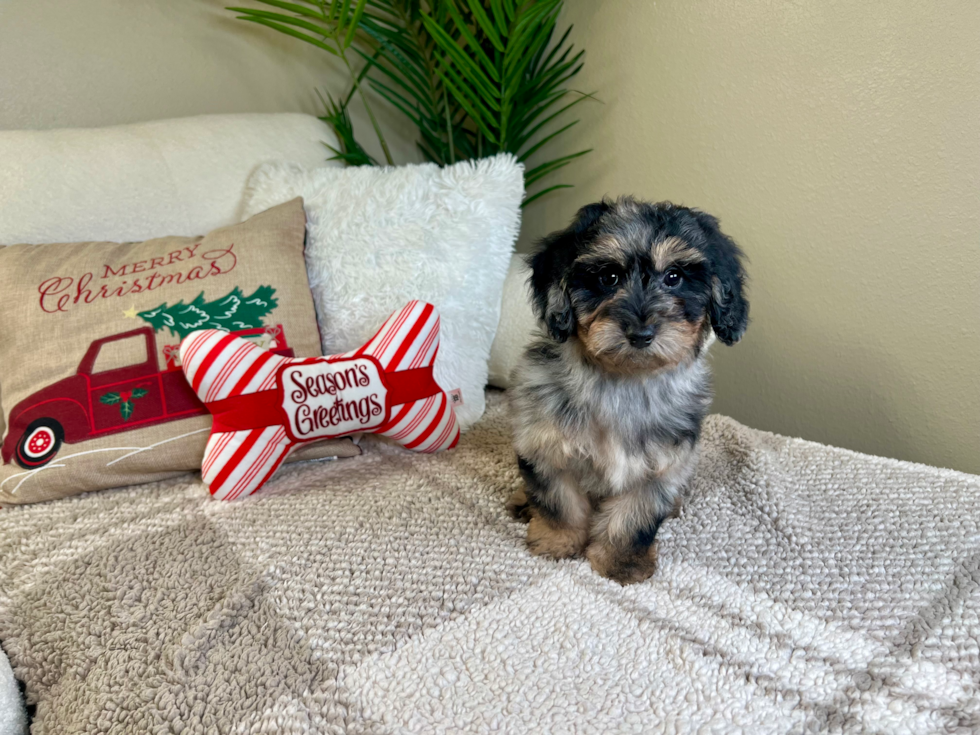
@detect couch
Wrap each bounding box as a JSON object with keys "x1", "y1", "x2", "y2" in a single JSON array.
[{"x1": 1, "y1": 114, "x2": 978, "y2": 735}]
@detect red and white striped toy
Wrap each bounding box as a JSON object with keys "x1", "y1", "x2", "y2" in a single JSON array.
[{"x1": 180, "y1": 301, "x2": 459, "y2": 500}]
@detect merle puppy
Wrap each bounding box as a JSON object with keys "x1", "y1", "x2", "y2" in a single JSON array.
[{"x1": 508, "y1": 197, "x2": 749, "y2": 584}]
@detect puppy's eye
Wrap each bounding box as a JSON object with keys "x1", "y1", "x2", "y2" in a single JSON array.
[
  {"x1": 598, "y1": 270, "x2": 621, "y2": 288},
  {"x1": 662, "y1": 268, "x2": 682, "y2": 288}
]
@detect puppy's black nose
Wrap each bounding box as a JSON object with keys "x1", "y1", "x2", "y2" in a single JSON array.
[{"x1": 627, "y1": 326, "x2": 656, "y2": 348}]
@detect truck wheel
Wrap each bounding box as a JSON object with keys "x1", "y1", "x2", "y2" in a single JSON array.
[{"x1": 15, "y1": 419, "x2": 64, "y2": 469}]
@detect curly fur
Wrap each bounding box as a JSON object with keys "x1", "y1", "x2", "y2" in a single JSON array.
[{"x1": 509, "y1": 197, "x2": 749, "y2": 584}]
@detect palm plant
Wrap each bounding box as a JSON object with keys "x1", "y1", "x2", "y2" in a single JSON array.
[{"x1": 228, "y1": 0, "x2": 593, "y2": 205}]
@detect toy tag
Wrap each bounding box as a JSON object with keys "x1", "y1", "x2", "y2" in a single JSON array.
[
  {"x1": 448, "y1": 388, "x2": 464, "y2": 407},
  {"x1": 280, "y1": 357, "x2": 389, "y2": 441}
]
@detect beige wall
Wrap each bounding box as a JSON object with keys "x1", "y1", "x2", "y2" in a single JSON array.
[
  {"x1": 520, "y1": 0, "x2": 979, "y2": 473},
  {"x1": 0, "y1": 0, "x2": 418, "y2": 164}
]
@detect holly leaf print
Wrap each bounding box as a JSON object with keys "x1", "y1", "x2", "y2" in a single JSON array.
[
  {"x1": 100, "y1": 392, "x2": 121, "y2": 405},
  {"x1": 120, "y1": 401, "x2": 134, "y2": 421},
  {"x1": 213, "y1": 292, "x2": 242, "y2": 321},
  {"x1": 131, "y1": 388, "x2": 148, "y2": 399}
]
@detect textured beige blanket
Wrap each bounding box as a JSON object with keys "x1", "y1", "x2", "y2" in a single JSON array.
[{"x1": 1, "y1": 392, "x2": 978, "y2": 734}]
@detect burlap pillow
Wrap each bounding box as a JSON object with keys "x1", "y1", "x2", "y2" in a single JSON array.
[{"x1": 0, "y1": 198, "x2": 358, "y2": 505}]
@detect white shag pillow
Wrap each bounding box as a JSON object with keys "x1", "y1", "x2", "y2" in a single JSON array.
[{"x1": 241, "y1": 154, "x2": 524, "y2": 429}]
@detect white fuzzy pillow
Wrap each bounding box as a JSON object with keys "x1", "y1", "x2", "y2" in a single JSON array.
[{"x1": 241, "y1": 154, "x2": 524, "y2": 429}]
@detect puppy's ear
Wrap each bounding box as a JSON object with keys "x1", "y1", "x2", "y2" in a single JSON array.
[
  {"x1": 526, "y1": 202, "x2": 609, "y2": 342},
  {"x1": 692, "y1": 210, "x2": 749, "y2": 345}
]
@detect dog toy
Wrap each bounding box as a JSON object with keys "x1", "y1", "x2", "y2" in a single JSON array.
[{"x1": 180, "y1": 301, "x2": 459, "y2": 500}]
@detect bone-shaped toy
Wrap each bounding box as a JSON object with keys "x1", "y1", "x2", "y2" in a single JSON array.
[{"x1": 180, "y1": 301, "x2": 459, "y2": 500}]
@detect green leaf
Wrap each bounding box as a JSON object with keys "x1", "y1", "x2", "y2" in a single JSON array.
[
  {"x1": 436, "y1": 66, "x2": 499, "y2": 142},
  {"x1": 522, "y1": 183, "x2": 573, "y2": 207},
  {"x1": 489, "y1": 0, "x2": 508, "y2": 35},
  {"x1": 368, "y1": 79, "x2": 425, "y2": 128},
  {"x1": 316, "y1": 89, "x2": 377, "y2": 166},
  {"x1": 517, "y1": 119, "x2": 578, "y2": 162},
  {"x1": 131, "y1": 388, "x2": 149, "y2": 400},
  {"x1": 512, "y1": 92, "x2": 592, "y2": 151},
  {"x1": 524, "y1": 52, "x2": 585, "y2": 101},
  {"x1": 233, "y1": 15, "x2": 339, "y2": 55},
  {"x1": 323, "y1": 140, "x2": 375, "y2": 166},
  {"x1": 513, "y1": 92, "x2": 583, "y2": 138},
  {"x1": 463, "y1": 0, "x2": 504, "y2": 51},
  {"x1": 523, "y1": 148, "x2": 591, "y2": 187},
  {"x1": 504, "y1": 11, "x2": 558, "y2": 83},
  {"x1": 422, "y1": 16, "x2": 500, "y2": 104},
  {"x1": 120, "y1": 401, "x2": 134, "y2": 421},
  {"x1": 99, "y1": 392, "x2": 121, "y2": 405},
  {"x1": 444, "y1": 2, "x2": 500, "y2": 82},
  {"x1": 344, "y1": 0, "x2": 369, "y2": 47},
  {"x1": 344, "y1": 46, "x2": 384, "y2": 105},
  {"x1": 229, "y1": 7, "x2": 333, "y2": 37},
  {"x1": 536, "y1": 23, "x2": 573, "y2": 72},
  {"x1": 353, "y1": 46, "x2": 430, "y2": 104},
  {"x1": 249, "y1": 0, "x2": 326, "y2": 20},
  {"x1": 511, "y1": 0, "x2": 560, "y2": 36},
  {"x1": 438, "y1": 59, "x2": 499, "y2": 119}
]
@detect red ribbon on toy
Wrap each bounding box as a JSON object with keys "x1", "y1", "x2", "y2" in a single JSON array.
[{"x1": 206, "y1": 366, "x2": 442, "y2": 434}]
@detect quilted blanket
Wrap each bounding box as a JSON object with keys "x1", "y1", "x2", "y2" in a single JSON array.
[{"x1": 0, "y1": 392, "x2": 978, "y2": 734}]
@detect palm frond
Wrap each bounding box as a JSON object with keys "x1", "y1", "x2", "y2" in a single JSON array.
[
  {"x1": 230, "y1": 12, "x2": 338, "y2": 54},
  {"x1": 316, "y1": 89, "x2": 377, "y2": 165},
  {"x1": 229, "y1": 0, "x2": 596, "y2": 201},
  {"x1": 417, "y1": 0, "x2": 593, "y2": 201}
]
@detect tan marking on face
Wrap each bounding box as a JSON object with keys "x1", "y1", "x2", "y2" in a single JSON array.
[
  {"x1": 649, "y1": 319, "x2": 701, "y2": 365},
  {"x1": 574, "y1": 298, "x2": 607, "y2": 333},
  {"x1": 577, "y1": 235, "x2": 631, "y2": 268},
  {"x1": 578, "y1": 321, "x2": 663, "y2": 374},
  {"x1": 577, "y1": 311, "x2": 701, "y2": 375},
  {"x1": 577, "y1": 313, "x2": 623, "y2": 362},
  {"x1": 651, "y1": 236, "x2": 705, "y2": 271},
  {"x1": 575, "y1": 296, "x2": 637, "y2": 372}
]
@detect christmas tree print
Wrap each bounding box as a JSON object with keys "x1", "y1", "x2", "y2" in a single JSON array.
[
  {"x1": 137, "y1": 286, "x2": 278, "y2": 341},
  {"x1": 100, "y1": 388, "x2": 148, "y2": 421}
]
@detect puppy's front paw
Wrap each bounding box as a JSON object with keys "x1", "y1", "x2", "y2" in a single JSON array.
[
  {"x1": 526, "y1": 515, "x2": 588, "y2": 559},
  {"x1": 586, "y1": 540, "x2": 658, "y2": 585},
  {"x1": 506, "y1": 488, "x2": 532, "y2": 522}
]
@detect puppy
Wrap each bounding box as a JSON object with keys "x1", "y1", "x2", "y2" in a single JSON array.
[{"x1": 508, "y1": 197, "x2": 748, "y2": 584}]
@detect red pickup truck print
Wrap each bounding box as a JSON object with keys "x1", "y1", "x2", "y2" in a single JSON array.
[{"x1": 2, "y1": 325, "x2": 293, "y2": 469}]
